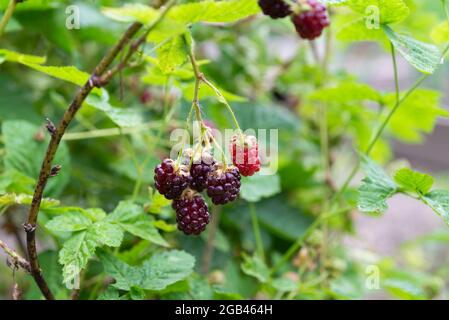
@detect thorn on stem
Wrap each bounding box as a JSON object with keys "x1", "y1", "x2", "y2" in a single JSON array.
[
  {"x1": 23, "y1": 223, "x2": 36, "y2": 234},
  {"x1": 45, "y1": 118, "x2": 56, "y2": 136},
  {"x1": 89, "y1": 75, "x2": 103, "y2": 88},
  {"x1": 50, "y1": 165, "x2": 62, "y2": 177}
]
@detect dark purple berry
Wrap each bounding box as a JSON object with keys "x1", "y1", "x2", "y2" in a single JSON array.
[
  {"x1": 207, "y1": 167, "x2": 241, "y2": 205},
  {"x1": 291, "y1": 0, "x2": 330, "y2": 40},
  {"x1": 154, "y1": 159, "x2": 190, "y2": 200},
  {"x1": 190, "y1": 160, "x2": 215, "y2": 192},
  {"x1": 189, "y1": 152, "x2": 215, "y2": 192},
  {"x1": 258, "y1": 0, "x2": 292, "y2": 19},
  {"x1": 173, "y1": 192, "x2": 210, "y2": 235}
]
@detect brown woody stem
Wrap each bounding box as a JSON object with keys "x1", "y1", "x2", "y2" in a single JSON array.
[{"x1": 25, "y1": 21, "x2": 143, "y2": 300}]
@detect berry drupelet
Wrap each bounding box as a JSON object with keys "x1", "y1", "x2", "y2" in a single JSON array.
[
  {"x1": 154, "y1": 159, "x2": 191, "y2": 200},
  {"x1": 207, "y1": 166, "x2": 241, "y2": 205},
  {"x1": 230, "y1": 134, "x2": 261, "y2": 177},
  {"x1": 190, "y1": 155, "x2": 215, "y2": 192},
  {"x1": 258, "y1": 0, "x2": 292, "y2": 19},
  {"x1": 291, "y1": 0, "x2": 330, "y2": 40},
  {"x1": 173, "y1": 191, "x2": 210, "y2": 235}
]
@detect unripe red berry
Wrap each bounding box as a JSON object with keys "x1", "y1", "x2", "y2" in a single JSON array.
[{"x1": 230, "y1": 134, "x2": 261, "y2": 177}]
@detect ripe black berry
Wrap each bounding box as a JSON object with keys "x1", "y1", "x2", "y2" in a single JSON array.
[
  {"x1": 190, "y1": 160, "x2": 215, "y2": 192},
  {"x1": 190, "y1": 152, "x2": 215, "y2": 192},
  {"x1": 154, "y1": 159, "x2": 190, "y2": 200},
  {"x1": 173, "y1": 192, "x2": 210, "y2": 235},
  {"x1": 258, "y1": 0, "x2": 292, "y2": 19},
  {"x1": 207, "y1": 167, "x2": 241, "y2": 205},
  {"x1": 291, "y1": 0, "x2": 330, "y2": 40}
]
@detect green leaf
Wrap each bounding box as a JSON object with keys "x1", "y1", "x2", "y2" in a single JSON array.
[
  {"x1": 0, "y1": 193, "x2": 59, "y2": 209},
  {"x1": 240, "y1": 174, "x2": 281, "y2": 202},
  {"x1": 0, "y1": 170, "x2": 35, "y2": 194},
  {"x1": 58, "y1": 219, "x2": 124, "y2": 284},
  {"x1": 85, "y1": 90, "x2": 142, "y2": 128},
  {"x1": 107, "y1": 201, "x2": 169, "y2": 247},
  {"x1": 156, "y1": 35, "x2": 188, "y2": 74},
  {"x1": 431, "y1": 21, "x2": 449, "y2": 44},
  {"x1": 254, "y1": 197, "x2": 313, "y2": 241},
  {"x1": 309, "y1": 81, "x2": 382, "y2": 104},
  {"x1": 241, "y1": 254, "x2": 270, "y2": 283},
  {"x1": 168, "y1": 0, "x2": 260, "y2": 24},
  {"x1": 147, "y1": 191, "x2": 172, "y2": 214},
  {"x1": 383, "y1": 25, "x2": 441, "y2": 74},
  {"x1": 357, "y1": 155, "x2": 398, "y2": 214},
  {"x1": 46, "y1": 211, "x2": 93, "y2": 232},
  {"x1": 59, "y1": 231, "x2": 99, "y2": 284},
  {"x1": 22, "y1": 64, "x2": 101, "y2": 93},
  {"x1": 97, "y1": 286, "x2": 120, "y2": 300},
  {"x1": 337, "y1": 18, "x2": 387, "y2": 42},
  {"x1": 272, "y1": 278, "x2": 298, "y2": 292},
  {"x1": 0, "y1": 48, "x2": 46, "y2": 65},
  {"x1": 384, "y1": 89, "x2": 449, "y2": 143},
  {"x1": 349, "y1": 0, "x2": 410, "y2": 24},
  {"x1": 97, "y1": 250, "x2": 142, "y2": 291},
  {"x1": 98, "y1": 250, "x2": 195, "y2": 291},
  {"x1": 393, "y1": 168, "x2": 434, "y2": 195},
  {"x1": 2, "y1": 120, "x2": 70, "y2": 197},
  {"x1": 103, "y1": 0, "x2": 260, "y2": 25},
  {"x1": 422, "y1": 190, "x2": 449, "y2": 226},
  {"x1": 139, "y1": 250, "x2": 195, "y2": 291}
]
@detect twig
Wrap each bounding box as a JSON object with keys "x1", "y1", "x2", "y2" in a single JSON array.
[
  {"x1": 0, "y1": 239, "x2": 31, "y2": 273},
  {"x1": 24, "y1": 21, "x2": 143, "y2": 301},
  {"x1": 25, "y1": 1, "x2": 177, "y2": 299},
  {"x1": 25, "y1": 1, "x2": 178, "y2": 300},
  {"x1": 0, "y1": 0, "x2": 23, "y2": 38}
]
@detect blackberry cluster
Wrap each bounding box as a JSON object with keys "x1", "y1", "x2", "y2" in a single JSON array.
[
  {"x1": 154, "y1": 159, "x2": 190, "y2": 200},
  {"x1": 257, "y1": 0, "x2": 330, "y2": 40},
  {"x1": 154, "y1": 133, "x2": 262, "y2": 235},
  {"x1": 173, "y1": 193, "x2": 210, "y2": 235},
  {"x1": 230, "y1": 134, "x2": 261, "y2": 177},
  {"x1": 291, "y1": 0, "x2": 330, "y2": 40},
  {"x1": 207, "y1": 167, "x2": 241, "y2": 205},
  {"x1": 258, "y1": 0, "x2": 292, "y2": 19}
]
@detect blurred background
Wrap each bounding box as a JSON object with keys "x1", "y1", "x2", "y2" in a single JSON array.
[{"x1": 1, "y1": 0, "x2": 449, "y2": 300}]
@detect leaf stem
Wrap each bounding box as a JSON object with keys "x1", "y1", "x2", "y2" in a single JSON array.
[
  {"x1": 0, "y1": 0, "x2": 20, "y2": 39},
  {"x1": 249, "y1": 202, "x2": 265, "y2": 261},
  {"x1": 390, "y1": 43, "x2": 400, "y2": 105}
]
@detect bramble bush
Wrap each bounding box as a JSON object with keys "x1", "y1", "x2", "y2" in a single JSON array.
[{"x1": 1, "y1": 0, "x2": 449, "y2": 301}]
